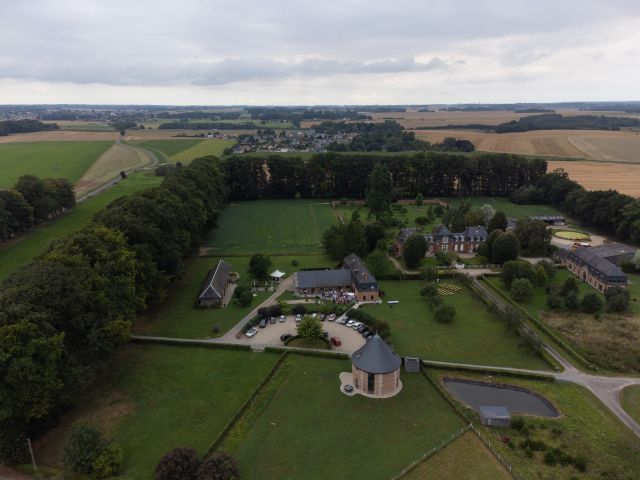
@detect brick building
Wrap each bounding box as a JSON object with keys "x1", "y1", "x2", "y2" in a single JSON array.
[{"x1": 351, "y1": 334, "x2": 402, "y2": 398}]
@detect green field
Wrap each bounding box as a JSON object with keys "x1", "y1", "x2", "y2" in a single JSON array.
[
  {"x1": 438, "y1": 371, "x2": 640, "y2": 479},
  {"x1": 206, "y1": 200, "x2": 338, "y2": 255},
  {"x1": 33, "y1": 345, "x2": 279, "y2": 480},
  {"x1": 0, "y1": 172, "x2": 162, "y2": 280},
  {"x1": 0, "y1": 141, "x2": 113, "y2": 187},
  {"x1": 621, "y1": 385, "x2": 640, "y2": 425},
  {"x1": 362, "y1": 280, "x2": 550, "y2": 370},
  {"x1": 403, "y1": 431, "x2": 511, "y2": 480},
  {"x1": 336, "y1": 203, "x2": 442, "y2": 233},
  {"x1": 232, "y1": 356, "x2": 464, "y2": 479},
  {"x1": 129, "y1": 139, "x2": 202, "y2": 161},
  {"x1": 447, "y1": 197, "x2": 564, "y2": 219},
  {"x1": 170, "y1": 139, "x2": 235, "y2": 163}
]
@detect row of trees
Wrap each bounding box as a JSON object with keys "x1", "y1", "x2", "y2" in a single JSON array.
[
  {"x1": 223, "y1": 153, "x2": 547, "y2": 201},
  {"x1": 0, "y1": 157, "x2": 227, "y2": 461},
  {"x1": 0, "y1": 119, "x2": 59, "y2": 136},
  {"x1": 0, "y1": 175, "x2": 75, "y2": 242},
  {"x1": 511, "y1": 168, "x2": 640, "y2": 245}
]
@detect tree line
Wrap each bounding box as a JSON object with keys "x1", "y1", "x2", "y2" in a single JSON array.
[
  {"x1": 223, "y1": 152, "x2": 547, "y2": 201},
  {"x1": 510, "y1": 168, "x2": 640, "y2": 244},
  {"x1": 0, "y1": 175, "x2": 75, "y2": 242},
  {"x1": 0, "y1": 119, "x2": 59, "y2": 136},
  {"x1": 0, "y1": 157, "x2": 227, "y2": 462}
]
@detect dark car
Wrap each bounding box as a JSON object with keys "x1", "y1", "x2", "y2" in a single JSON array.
[
  {"x1": 363, "y1": 331, "x2": 372, "y2": 339},
  {"x1": 259, "y1": 318, "x2": 267, "y2": 328},
  {"x1": 320, "y1": 314, "x2": 327, "y2": 321},
  {"x1": 323, "y1": 330, "x2": 329, "y2": 338},
  {"x1": 280, "y1": 334, "x2": 293, "y2": 342},
  {"x1": 270, "y1": 316, "x2": 277, "y2": 324},
  {"x1": 357, "y1": 325, "x2": 366, "y2": 333}
]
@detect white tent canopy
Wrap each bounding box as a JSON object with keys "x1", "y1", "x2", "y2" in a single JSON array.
[{"x1": 270, "y1": 269, "x2": 286, "y2": 279}]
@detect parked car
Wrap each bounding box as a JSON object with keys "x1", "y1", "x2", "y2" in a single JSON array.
[
  {"x1": 352, "y1": 321, "x2": 362, "y2": 329},
  {"x1": 323, "y1": 330, "x2": 329, "y2": 338},
  {"x1": 270, "y1": 317, "x2": 277, "y2": 324},
  {"x1": 259, "y1": 318, "x2": 267, "y2": 328},
  {"x1": 279, "y1": 315, "x2": 286, "y2": 322},
  {"x1": 295, "y1": 314, "x2": 302, "y2": 322},
  {"x1": 246, "y1": 327, "x2": 258, "y2": 338},
  {"x1": 311, "y1": 313, "x2": 317, "y2": 318},
  {"x1": 328, "y1": 313, "x2": 336, "y2": 321},
  {"x1": 331, "y1": 336, "x2": 342, "y2": 346},
  {"x1": 364, "y1": 332, "x2": 373, "y2": 339},
  {"x1": 346, "y1": 320, "x2": 355, "y2": 327},
  {"x1": 357, "y1": 325, "x2": 366, "y2": 333},
  {"x1": 280, "y1": 334, "x2": 293, "y2": 342},
  {"x1": 320, "y1": 314, "x2": 327, "y2": 321}
]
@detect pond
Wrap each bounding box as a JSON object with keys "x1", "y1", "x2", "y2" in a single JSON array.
[{"x1": 443, "y1": 378, "x2": 559, "y2": 417}]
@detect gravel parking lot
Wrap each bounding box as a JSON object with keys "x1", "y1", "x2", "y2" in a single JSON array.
[{"x1": 239, "y1": 315, "x2": 366, "y2": 353}]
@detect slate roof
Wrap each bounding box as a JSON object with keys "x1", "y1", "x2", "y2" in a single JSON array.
[
  {"x1": 568, "y1": 247, "x2": 627, "y2": 280},
  {"x1": 463, "y1": 225, "x2": 488, "y2": 240},
  {"x1": 198, "y1": 260, "x2": 231, "y2": 300},
  {"x1": 343, "y1": 253, "x2": 378, "y2": 291},
  {"x1": 589, "y1": 242, "x2": 635, "y2": 262},
  {"x1": 351, "y1": 334, "x2": 401, "y2": 374},
  {"x1": 396, "y1": 227, "x2": 419, "y2": 242},
  {"x1": 294, "y1": 269, "x2": 352, "y2": 289}
]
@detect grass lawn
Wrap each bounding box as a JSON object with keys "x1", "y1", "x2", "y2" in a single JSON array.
[
  {"x1": 170, "y1": 139, "x2": 235, "y2": 164},
  {"x1": 0, "y1": 141, "x2": 113, "y2": 187},
  {"x1": 403, "y1": 431, "x2": 511, "y2": 480},
  {"x1": 363, "y1": 280, "x2": 550, "y2": 370},
  {"x1": 435, "y1": 371, "x2": 640, "y2": 479},
  {"x1": 627, "y1": 273, "x2": 640, "y2": 315},
  {"x1": 0, "y1": 172, "x2": 162, "y2": 280},
  {"x1": 335, "y1": 203, "x2": 442, "y2": 233},
  {"x1": 232, "y1": 356, "x2": 464, "y2": 480},
  {"x1": 206, "y1": 200, "x2": 337, "y2": 256},
  {"x1": 33, "y1": 345, "x2": 280, "y2": 480},
  {"x1": 621, "y1": 385, "x2": 640, "y2": 425},
  {"x1": 447, "y1": 197, "x2": 564, "y2": 220}
]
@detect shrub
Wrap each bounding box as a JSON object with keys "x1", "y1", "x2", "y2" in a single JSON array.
[
  {"x1": 234, "y1": 286, "x2": 253, "y2": 307},
  {"x1": 420, "y1": 283, "x2": 438, "y2": 298},
  {"x1": 297, "y1": 316, "x2": 323, "y2": 340},
  {"x1": 63, "y1": 422, "x2": 108, "y2": 474},
  {"x1": 511, "y1": 417, "x2": 524, "y2": 431},
  {"x1": 92, "y1": 443, "x2": 123, "y2": 479},
  {"x1": 501, "y1": 260, "x2": 535, "y2": 288},
  {"x1": 564, "y1": 290, "x2": 579, "y2": 310},
  {"x1": 434, "y1": 304, "x2": 455, "y2": 324},
  {"x1": 155, "y1": 448, "x2": 201, "y2": 480},
  {"x1": 196, "y1": 453, "x2": 240, "y2": 480},
  {"x1": 415, "y1": 193, "x2": 424, "y2": 206},
  {"x1": 291, "y1": 259, "x2": 299, "y2": 267},
  {"x1": 435, "y1": 250, "x2": 456, "y2": 266},
  {"x1": 581, "y1": 292, "x2": 602, "y2": 313},
  {"x1": 511, "y1": 278, "x2": 534, "y2": 302},
  {"x1": 605, "y1": 287, "x2": 630, "y2": 313},
  {"x1": 291, "y1": 304, "x2": 307, "y2": 315},
  {"x1": 403, "y1": 234, "x2": 427, "y2": 269}
]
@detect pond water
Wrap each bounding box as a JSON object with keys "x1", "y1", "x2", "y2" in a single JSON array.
[{"x1": 443, "y1": 378, "x2": 559, "y2": 417}]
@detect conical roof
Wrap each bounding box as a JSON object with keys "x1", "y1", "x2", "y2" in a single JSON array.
[{"x1": 351, "y1": 334, "x2": 401, "y2": 374}]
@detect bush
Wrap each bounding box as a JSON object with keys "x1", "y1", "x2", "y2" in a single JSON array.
[
  {"x1": 605, "y1": 287, "x2": 630, "y2": 313},
  {"x1": 92, "y1": 443, "x2": 123, "y2": 479},
  {"x1": 63, "y1": 422, "x2": 108, "y2": 474},
  {"x1": 581, "y1": 292, "x2": 602, "y2": 313},
  {"x1": 511, "y1": 417, "x2": 524, "y2": 431},
  {"x1": 196, "y1": 453, "x2": 240, "y2": 480},
  {"x1": 435, "y1": 250, "x2": 456, "y2": 266},
  {"x1": 155, "y1": 448, "x2": 201, "y2": 480},
  {"x1": 234, "y1": 285, "x2": 253, "y2": 307},
  {"x1": 297, "y1": 316, "x2": 323, "y2": 340},
  {"x1": 501, "y1": 260, "x2": 535, "y2": 288},
  {"x1": 291, "y1": 259, "x2": 299, "y2": 267},
  {"x1": 403, "y1": 234, "x2": 427, "y2": 268},
  {"x1": 420, "y1": 283, "x2": 438, "y2": 298},
  {"x1": 511, "y1": 278, "x2": 534, "y2": 302},
  {"x1": 434, "y1": 304, "x2": 455, "y2": 324},
  {"x1": 291, "y1": 304, "x2": 307, "y2": 315}
]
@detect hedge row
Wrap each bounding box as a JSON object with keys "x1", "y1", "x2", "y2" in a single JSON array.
[
  {"x1": 264, "y1": 345, "x2": 350, "y2": 360},
  {"x1": 130, "y1": 336, "x2": 252, "y2": 352}
]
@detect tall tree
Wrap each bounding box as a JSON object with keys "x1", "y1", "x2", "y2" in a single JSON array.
[
  {"x1": 366, "y1": 162, "x2": 392, "y2": 218},
  {"x1": 403, "y1": 234, "x2": 427, "y2": 269},
  {"x1": 488, "y1": 211, "x2": 508, "y2": 232}
]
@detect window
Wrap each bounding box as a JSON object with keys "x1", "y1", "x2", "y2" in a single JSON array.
[{"x1": 367, "y1": 373, "x2": 375, "y2": 394}]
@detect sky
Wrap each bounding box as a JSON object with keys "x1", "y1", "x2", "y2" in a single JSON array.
[{"x1": 1, "y1": 0, "x2": 640, "y2": 105}]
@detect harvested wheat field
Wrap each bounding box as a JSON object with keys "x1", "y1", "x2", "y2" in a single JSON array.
[
  {"x1": 547, "y1": 161, "x2": 640, "y2": 197},
  {"x1": 74, "y1": 143, "x2": 152, "y2": 197},
  {"x1": 0, "y1": 130, "x2": 119, "y2": 143},
  {"x1": 124, "y1": 129, "x2": 252, "y2": 141},
  {"x1": 415, "y1": 129, "x2": 640, "y2": 162}
]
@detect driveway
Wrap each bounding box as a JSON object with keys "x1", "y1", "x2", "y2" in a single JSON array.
[{"x1": 232, "y1": 315, "x2": 365, "y2": 354}]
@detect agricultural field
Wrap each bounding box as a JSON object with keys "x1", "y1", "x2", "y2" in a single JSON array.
[
  {"x1": 362, "y1": 280, "x2": 551, "y2": 370},
  {"x1": 206, "y1": 199, "x2": 337, "y2": 256},
  {"x1": 402, "y1": 431, "x2": 511, "y2": 480},
  {"x1": 170, "y1": 139, "x2": 236, "y2": 163},
  {"x1": 0, "y1": 130, "x2": 119, "y2": 143},
  {"x1": 0, "y1": 140, "x2": 113, "y2": 187},
  {"x1": 435, "y1": 371, "x2": 640, "y2": 479},
  {"x1": 42, "y1": 120, "x2": 115, "y2": 132},
  {"x1": 547, "y1": 160, "x2": 640, "y2": 197},
  {"x1": 0, "y1": 172, "x2": 162, "y2": 280},
  {"x1": 32, "y1": 345, "x2": 280, "y2": 480},
  {"x1": 74, "y1": 143, "x2": 153, "y2": 197},
  {"x1": 232, "y1": 355, "x2": 464, "y2": 480},
  {"x1": 621, "y1": 385, "x2": 640, "y2": 425}
]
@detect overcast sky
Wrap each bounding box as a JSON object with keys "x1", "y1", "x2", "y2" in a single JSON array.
[{"x1": 1, "y1": 0, "x2": 640, "y2": 105}]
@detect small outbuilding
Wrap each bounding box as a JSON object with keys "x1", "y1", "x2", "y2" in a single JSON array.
[
  {"x1": 403, "y1": 357, "x2": 421, "y2": 373},
  {"x1": 196, "y1": 260, "x2": 231, "y2": 308},
  {"x1": 478, "y1": 406, "x2": 511, "y2": 427},
  {"x1": 351, "y1": 334, "x2": 402, "y2": 397}
]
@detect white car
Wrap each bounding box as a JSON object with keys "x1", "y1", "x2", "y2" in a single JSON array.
[
  {"x1": 346, "y1": 320, "x2": 355, "y2": 327},
  {"x1": 328, "y1": 313, "x2": 336, "y2": 321},
  {"x1": 352, "y1": 322, "x2": 361, "y2": 329},
  {"x1": 246, "y1": 327, "x2": 258, "y2": 338},
  {"x1": 295, "y1": 314, "x2": 303, "y2": 322},
  {"x1": 311, "y1": 313, "x2": 317, "y2": 318},
  {"x1": 279, "y1": 315, "x2": 286, "y2": 322}
]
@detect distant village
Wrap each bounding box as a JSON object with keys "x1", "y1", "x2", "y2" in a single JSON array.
[{"x1": 230, "y1": 129, "x2": 355, "y2": 154}]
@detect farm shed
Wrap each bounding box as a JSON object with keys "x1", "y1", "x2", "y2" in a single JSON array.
[
  {"x1": 196, "y1": 259, "x2": 231, "y2": 308},
  {"x1": 479, "y1": 406, "x2": 511, "y2": 427},
  {"x1": 351, "y1": 334, "x2": 402, "y2": 398}
]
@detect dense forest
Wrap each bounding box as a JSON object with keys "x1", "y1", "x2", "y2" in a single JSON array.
[
  {"x1": 0, "y1": 157, "x2": 226, "y2": 461},
  {"x1": 0, "y1": 175, "x2": 75, "y2": 241},
  {"x1": 222, "y1": 152, "x2": 547, "y2": 200},
  {"x1": 511, "y1": 169, "x2": 640, "y2": 244},
  {"x1": 0, "y1": 119, "x2": 59, "y2": 136}
]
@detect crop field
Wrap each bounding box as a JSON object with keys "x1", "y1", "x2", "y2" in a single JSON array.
[
  {"x1": 42, "y1": 120, "x2": 115, "y2": 132},
  {"x1": 0, "y1": 130, "x2": 119, "y2": 143},
  {"x1": 206, "y1": 200, "x2": 337, "y2": 256},
  {"x1": 32, "y1": 345, "x2": 280, "y2": 480},
  {"x1": 436, "y1": 371, "x2": 640, "y2": 479},
  {"x1": 0, "y1": 140, "x2": 113, "y2": 187},
  {"x1": 170, "y1": 139, "x2": 235, "y2": 163},
  {"x1": 232, "y1": 355, "x2": 464, "y2": 480},
  {"x1": 74, "y1": 143, "x2": 152, "y2": 197},
  {"x1": 129, "y1": 139, "x2": 202, "y2": 161},
  {"x1": 0, "y1": 172, "x2": 162, "y2": 280},
  {"x1": 402, "y1": 431, "x2": 511, "y2": 480},
  {"x1": 362, "y1": 280, "x2": 550, "y2": 370},
  {"x1": 547, "y1": 160, "x2": 640, "y2": 197}
]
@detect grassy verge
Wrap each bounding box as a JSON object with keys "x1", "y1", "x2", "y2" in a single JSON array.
[
  {"x1": 232, "y1": 355, "x2": 464, "y2": 479},
  {"x1": 621, "y1": 385, "x2": 640, "y2": 425},
  {"x1": 0, "y1": 172, "x2": 162, "y2": 280},
  {"x1": 362, "y1": 280, "x2": 550, "y2": 370}
]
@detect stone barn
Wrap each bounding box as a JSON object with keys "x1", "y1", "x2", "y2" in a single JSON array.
[{"x1": 351, "y1": 334, "x2": 402, "y2": 398}]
